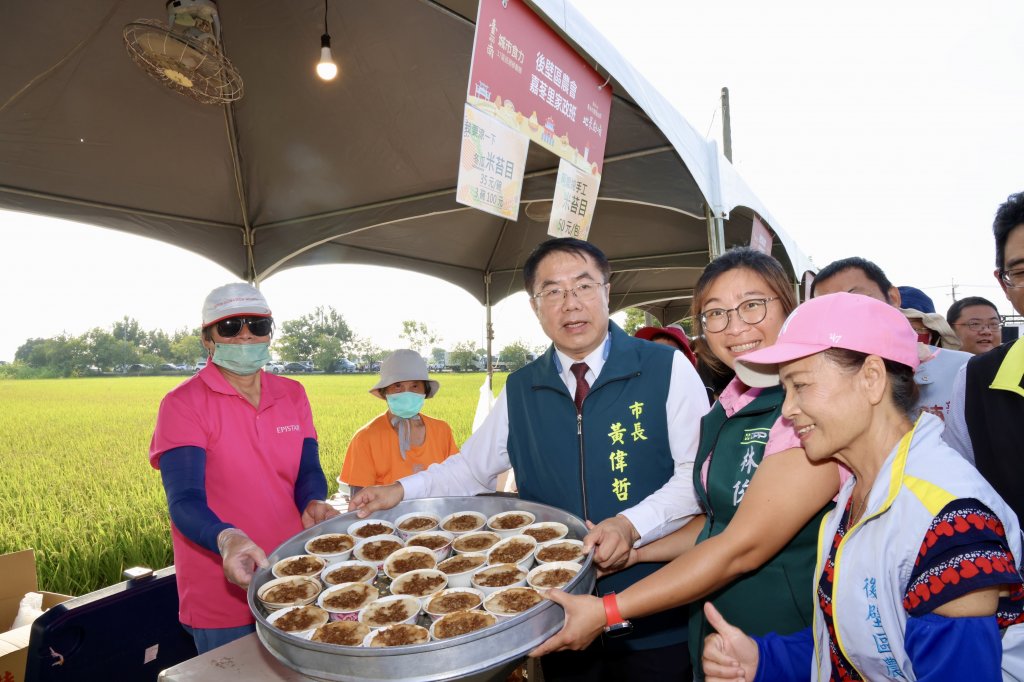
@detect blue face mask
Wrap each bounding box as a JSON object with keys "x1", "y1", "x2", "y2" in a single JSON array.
[
  {"x1": 211, "y1": 342, "x2": 271, "y2": 376},
  {"x1": 386, "y1": 391, "x2": 426, "y2": 419}
]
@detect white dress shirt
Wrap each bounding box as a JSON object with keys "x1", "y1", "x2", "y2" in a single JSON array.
[{"x1": 400, "y1": 333, "x2": 710, "y2": 546}]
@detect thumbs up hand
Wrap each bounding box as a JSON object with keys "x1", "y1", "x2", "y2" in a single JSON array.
[{"x1": 702, "y1": 602, "x2": 760, "y2": 681}]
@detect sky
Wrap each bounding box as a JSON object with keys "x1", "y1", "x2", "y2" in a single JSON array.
[{"x1": 1, "y1": 1, "x2": 1022, "y2": 362}]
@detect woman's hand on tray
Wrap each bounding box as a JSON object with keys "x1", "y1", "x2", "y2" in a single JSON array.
[
  {"x1": 217, "y1": 528, "x2": 269, "y2": 588},
  {"x1": 349, "y1": 482, "x2": 405, "y2": 517},
  {"x1": 528, "y1": 589, "x2": 605, "y2": 657},
  {"x1": 302, "y1": 499, "x2": 341, "y2": 528}
]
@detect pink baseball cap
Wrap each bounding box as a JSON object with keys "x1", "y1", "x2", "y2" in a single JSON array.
[{"x1": 733, "y1": 292, "x2": 920, "y2": 388}]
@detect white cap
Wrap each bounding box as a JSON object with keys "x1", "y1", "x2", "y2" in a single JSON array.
[{"x1": 202, "y1": 283, "x2": 271, "y2": 327}]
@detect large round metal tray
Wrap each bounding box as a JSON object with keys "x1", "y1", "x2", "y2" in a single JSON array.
[{"x1": 249, "y1": 496, "x2": 595, "y2": 682}]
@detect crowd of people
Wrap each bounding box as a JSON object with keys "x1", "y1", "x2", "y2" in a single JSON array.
[{"x1": 147, "y1": 190, "x2": 1024, "y2": 680}]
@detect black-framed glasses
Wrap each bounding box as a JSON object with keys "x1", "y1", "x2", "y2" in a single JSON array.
[
  {"x1": 532, "y1": 281, "x2": 608, "y2": 307},
  {"x1": 954, "y1": 319, "x2": 1003, "y2": 332},
  {"x1": 1000, "y1": 268, "x2": 1024, "y2": 289},
  {"x1": 214, "y1": 316, "x2": 274, "y2": 337},
  {"x1": 700, "y1": 297, "x2": 778, "y2": 333}
]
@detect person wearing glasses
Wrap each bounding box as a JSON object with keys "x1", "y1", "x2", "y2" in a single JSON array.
[
  {"x1": 339, "y1": 349, "x2": 458, "y2": 498},
  {"x1": 811, "y1": 257, "x2": 971, "y2": 421},
  {"x1": 149, "y1": 283, "x2": 338, "y2": 654},
  {"x1": 530, "y1": 248, "x2": 841, "y2": 680},
  {"x1": 946, "y1": 296, "x2": 1003, "y2": 355},
  {"x1": 351, "y1": 238, "x2": 710, "y2": 681},
  {"x1": 944, "y1": 192, "x2": 1024, "y2": 522},
  {"x1": 701, "y1": 293, "x2": 1024, "y2": 682}
]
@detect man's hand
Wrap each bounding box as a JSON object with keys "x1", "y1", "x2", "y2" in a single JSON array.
[
  {"x1": 528, "y1": 590, "x2": 605, "y2": 657},
  {"x1": 582, "y1": 515, "x2": 640, "y2": 572},
  {"x1": 702, "y1": 602, "x2": 759, "y2": 681},
  {"x1": 217, "y1": 528, "x2": 268, "y2": 589},
  {"x1": 302, "y1": 499, "x2": 340, "y2": 529},
  {"x1": 348, "y1": 483, "x2": 404, "y2": 517}
]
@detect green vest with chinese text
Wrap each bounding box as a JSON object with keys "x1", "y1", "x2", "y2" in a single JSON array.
[{"x1": 505, "y1": 322, "x2": 684, "y2": 651}]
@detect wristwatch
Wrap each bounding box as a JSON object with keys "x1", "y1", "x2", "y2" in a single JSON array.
[{"x1": 602, "y1": 592, "x2": 633, "y2": 637}]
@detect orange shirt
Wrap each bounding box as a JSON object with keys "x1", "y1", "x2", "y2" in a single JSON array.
[{"x1": 340, "y1": 412, "x2": 459, "y2": 487}]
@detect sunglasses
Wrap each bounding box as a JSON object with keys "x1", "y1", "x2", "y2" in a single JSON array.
[{"x1": 213, "y1": 316, "x2": 274, "y2": 337}]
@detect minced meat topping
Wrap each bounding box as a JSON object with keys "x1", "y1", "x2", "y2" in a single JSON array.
[
  {"x1": 475, "y1": 567, "x2": 524, "y2": 587},
  {"x1": 532, "y1": 568, "x2": 576, "y2": 588},
  {"x1": 354, "y1": 523, "x2": 393, "y2": 538},
  {"x1": 408, "y1": 535, "x2": 449, "y2": 550},
  {"x1": 324, "y1": 585, "x2": 373, "y2": 611},
  {"x1": 429, "y1": 592, "x2": 481, "y2": 613},
  {"x1": 263, "y1": 581, "x2": 316, "y2": 604},
  {"x1": 492, "y1": 588, "x2": 542, "y2": 613},
  {"x1": 278, "y1": 556, "x2": 324, "y2": 576},
  {"x1": 443, "y1": 515, "x2": 482, "y2": 532},
  {"x1": 371, "y1": 624, "x2": 427, "y2": 647},
  {"x1": 312, "y1": 621, "x2": 369, "y2": 646},
  {"x1": 398, "y1": 517, "x2": 436, "y2": 532},
  {"x1": 396, "y1": 573, "x2": 445, "y2": 596},
  {"x1": 490, "y1": 541, "x2": 531, "y2": 564},
  {"x1": 365, "y1": 601, "x2": 411, "y2": 626},
  {"x1": 390, "y1": 553, "x2": 434, "y2": 574},
  {"x1": 361, "y1": 540, "x2": 402, "y2": 561},
  {"x1": 537, "y1": 544, "x2": 582, "y2": 562},
  {"x1": 438, "y1": 555, "x2": 485, "y2": 574},
  {"x1": 308, "y1": 535, "x2": 354, "y2": 554},
  {"x1": 454, "y1": 535, "x2": 497, "y2": 552},
  {"x1": 273, "y1": 606, "x2": 325, "y2": 631},
  {"x1": 491, "y1": 514, "x2": 530, "y2": 530},
  {"x1": 436, "y1": 611, "x2": 494, "y2": 638},
  {"x1": 325, "y1": 565, "x2": 374, "y2": 584},
  {"x1": 524, "y1": 527, "x2": 561, "y2": 542}
]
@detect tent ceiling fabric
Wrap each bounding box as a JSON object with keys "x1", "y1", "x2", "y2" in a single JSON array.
[{"x1": 0, "y1": 0, "x2": 809, "y2": 315}]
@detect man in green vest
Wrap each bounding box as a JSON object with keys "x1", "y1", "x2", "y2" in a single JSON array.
[
  {"x1": 352, "y1": 237, "x2": 710, "y2": 681},
  {"x1": 943, "y1": 191, "x2": 1024, "y2": 521}
]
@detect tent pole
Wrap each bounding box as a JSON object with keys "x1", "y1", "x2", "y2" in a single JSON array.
[
  {"x1": 705, "y1": 204, "x2": 725, "y2": 260},
  {"x1": 485, "y1": 272, "x2": 494, "y2": 379}
]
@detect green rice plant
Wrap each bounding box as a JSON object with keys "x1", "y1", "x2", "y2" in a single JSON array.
[{"x1": 0, "y1": 372, "x2": 507, "y2": 595}]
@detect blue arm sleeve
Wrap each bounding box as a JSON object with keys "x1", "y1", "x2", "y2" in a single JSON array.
[
  {"x1": 159, "y1": 446, "x2": 232, "y2": 553},
  {"x1": 752, "y1": 627, "x2": 814, "y2": 682},
  {"x1": 905, "y1": 613, "x2": 1001, "y2": 681},
  {"x1": 293, "y1": 437, "x2": 328, "y2": 514}
]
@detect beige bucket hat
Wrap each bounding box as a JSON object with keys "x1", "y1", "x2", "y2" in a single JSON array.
[{"x1": 369, "y1": 350, "x2": 440, "y2": 399}]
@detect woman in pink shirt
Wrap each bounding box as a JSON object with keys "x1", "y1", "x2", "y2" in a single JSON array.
[{"x1": 150, "y1": 283, "x2": 337, "y2": 653}]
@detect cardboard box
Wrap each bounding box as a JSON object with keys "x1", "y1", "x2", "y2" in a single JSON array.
[{"x1": 0, "y1": 549, "x2": 72, "y2": 682}]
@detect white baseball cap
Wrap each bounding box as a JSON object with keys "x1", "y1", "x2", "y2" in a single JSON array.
[{"x1": 202, "y1": 283, "x2": 271, "y2": 327}]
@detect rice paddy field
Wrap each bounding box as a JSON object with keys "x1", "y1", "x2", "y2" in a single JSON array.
[{"x1": 0, "y1": 372, "x2": 506, "y2": 596}]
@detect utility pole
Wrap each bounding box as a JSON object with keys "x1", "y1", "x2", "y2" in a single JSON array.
[
  {"x1": 721, "y1": 87, "x2": 733, "y2": 163},
  {"x1": 950, "y1": 278, "x2": 959, "y2": 302}
]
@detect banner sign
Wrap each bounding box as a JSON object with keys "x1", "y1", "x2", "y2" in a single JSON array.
[
  {"x1": 750, "y1": 214, "x2": 774, "y2": 255},
  {"x1": 456, "y1": 103, "x2": 529, "y2": 220},
  {"x1": 467, "y1": 0, "x2": 612, "y2": 177},
  {"x1": 547, "y1": 158, "x2": 600, "y2": 240}
]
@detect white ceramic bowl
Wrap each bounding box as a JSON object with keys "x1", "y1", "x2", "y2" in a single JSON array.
[
  {"x1": 535, "y1": 539, "x2": 585, "y2": 565},
  {"x1": 363, "y1": 623, "x2": 430, "y2": 647},
  {"x1": 521, "y1": 521, "x2": 569, "y2": 544},
  {"x1": 470, "y1": 563, "x2": 528, "y2": 596},
  {"x1": 271, "y1": 554, "x2": 327, "y2": 579},
  {"x1": 438, "y1": 510, "x2": 487, "y2": 536},
  {"x1": 451, "y1": 531, "x2": 501, "y2": 555},
  {"x1": 486, "y1": 534, "x2": 537, "y2": 572},
  {"x1": 347, "y1": 518, "x2": 397, "y2": 540},
  {"x1": 320, "y1": 559, "x2": 378, "y2": 586},
  {"x1": 483, "y1": 586, "x2": 544, "y2": 620},
  {"x1": 317, "y1": 581, "x2": 379, "y2": 621},
  {"x1": 527, "y1": 561, "x2": 582, "y2": 590},
  {"x1": 423, "y1": 587, "x2": 485, "y2": 622},
  {"x1": 428, "y1": 610, "x2": 497, "y2": 641},
  {"x1": 257, "y1": 575, "x2": 322, "y2": 612},
  {"x1": 309, "y1": 620, "x2": 370, "y2": 647},
  {"x1": 394, "y1": 512, "x2": 441, "y2": 540},
  {"x1": 304, "y1": 533, "x2": 356, "y2": 562},
  {"x1": 404, "y1": 530, "x2": 455, "y2": 563},
  {"x1": 266, "y1": 604, "x2": 330, "y2": 637},
  {"x1": 352, "y1": 534, "x2": 405, "y2": 570},
  {"x1": 357, "y1": 594, "x2": 422, "y2": 629},
  {"x1": 486, "y1": 510, "x2": 536, "y2": 538},
  {"x1": 389, "y1": 569, "x2": 449, "y2": 607},
  {"x1": 382, "y1": 546, "x2": 438, "y2": 580},
  {"x1": 436, "y1": 552, "x2": 487, "y2": 588}
]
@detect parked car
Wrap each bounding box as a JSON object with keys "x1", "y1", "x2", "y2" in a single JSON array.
[
  {"x1": 266, "y1": 362, "x2": 284, "y2": 374},
  {"x1": 283, "y1": 361, "x2": 311, "y2": 373},
  {"x1": 124, "y1": 364, "x2": 151, "y2": 374},
  {"x1": 194, "y1": 360, "x2": 207, "y2": 373},
  {"x1": 331, "y1": 359, "x2": 356, "y2": 373},
  {"x1": 157, "y1": 363, "x2": 180, "y2": 372}
]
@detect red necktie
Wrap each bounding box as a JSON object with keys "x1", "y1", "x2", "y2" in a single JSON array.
[{"x1": 570, "y1": 362, "x2": 590, "y2": 413}]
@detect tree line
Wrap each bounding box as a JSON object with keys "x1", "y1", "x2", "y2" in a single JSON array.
[{"x1": 4, "y1": 306, "x2": 547, "y2": 378}]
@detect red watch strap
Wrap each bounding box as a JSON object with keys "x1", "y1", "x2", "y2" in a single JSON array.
[{"x1": 603, "y1": 592, "x2": 625, "y2": 626}]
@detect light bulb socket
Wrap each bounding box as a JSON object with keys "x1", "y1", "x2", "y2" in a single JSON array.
[{"x1": 321, "y1": 33, "x2": 331, "y2": 49}]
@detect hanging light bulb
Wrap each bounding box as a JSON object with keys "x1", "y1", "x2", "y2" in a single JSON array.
[{"x1": 315, "y1": 0, "x2": 338, "y2": 81}]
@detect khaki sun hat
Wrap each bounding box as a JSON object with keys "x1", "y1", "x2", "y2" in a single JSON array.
[{"x1": 370, "y1": 350, "x2": 440, "y2": 399}]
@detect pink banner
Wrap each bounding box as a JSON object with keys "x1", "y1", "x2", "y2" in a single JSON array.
[
  {"x1": 750, "y1": 215, "x2": 774, "y2": 255},
  {"x1": 467, "y1": 0, "x2": 612, "y2": 175}
]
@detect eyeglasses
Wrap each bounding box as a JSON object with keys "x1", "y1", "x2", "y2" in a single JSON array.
[
  {"x1": 213, "y1": 316, "x2": 274, "y2": 337},
  {"x1": 1000, "y1": 268, "x2": 1024, "y2": 289},
  {"x1": 700, "y1": 297, "x2": 778, "y2": 333},
  {"x1": 532, "y1": 281, "x2": 607, "y2": 307},
  {"x1": 954, "y1": 319, "x2": 1003, "y2": 332}
]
